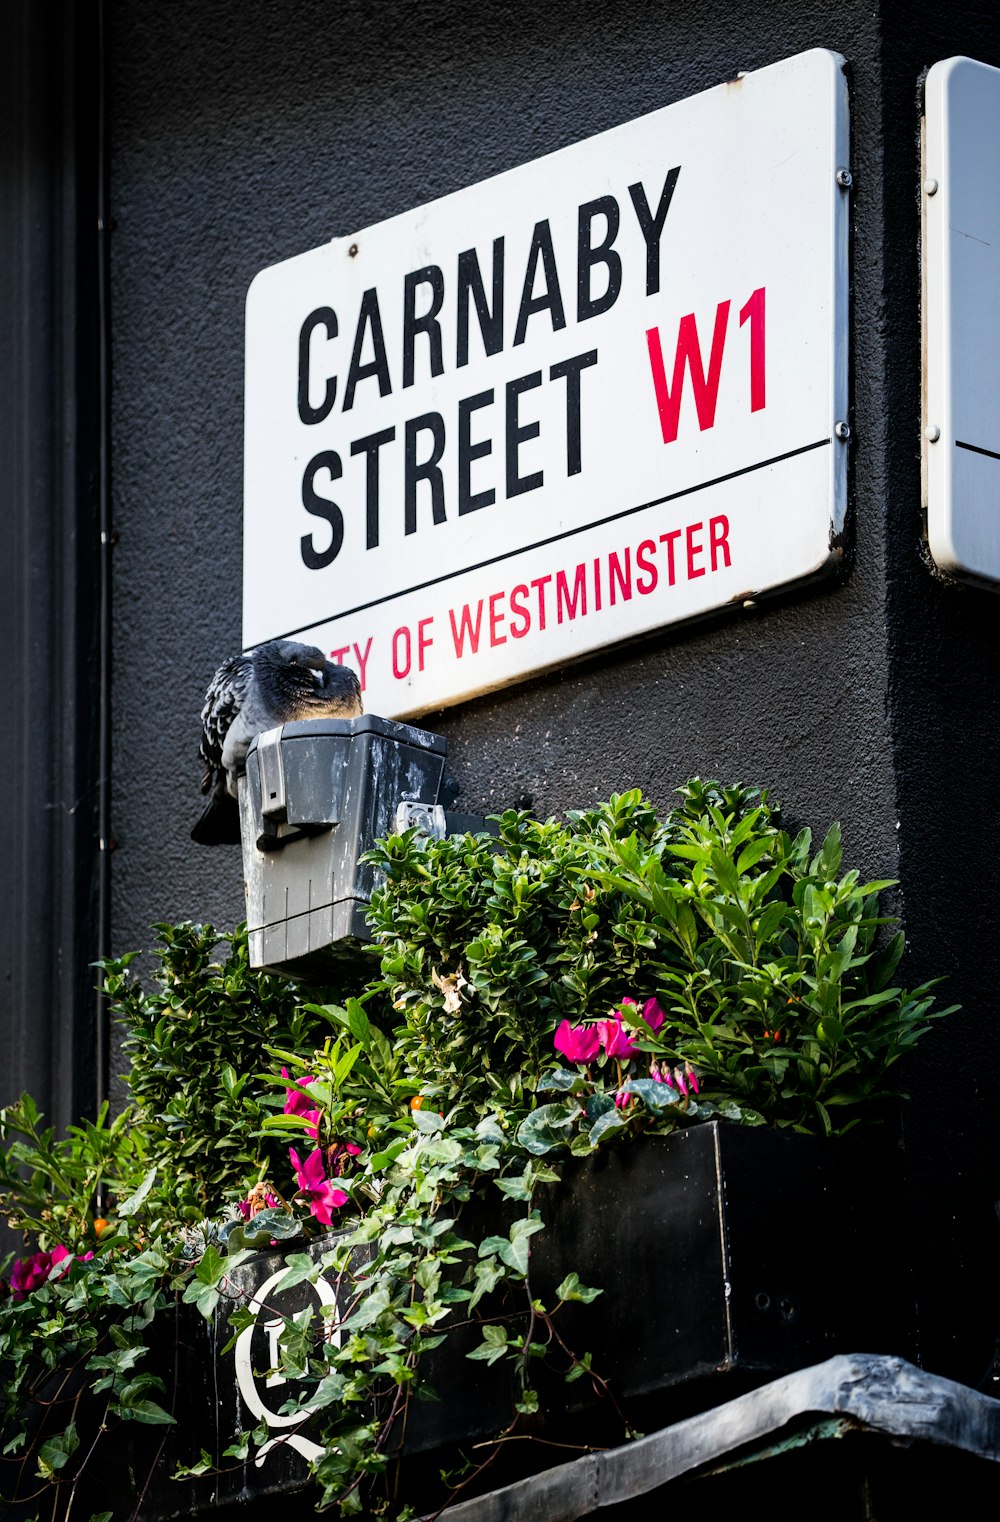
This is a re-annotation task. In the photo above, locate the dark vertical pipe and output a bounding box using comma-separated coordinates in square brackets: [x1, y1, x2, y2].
[0, 0, 103, 1138]
[96, 0, 113, 1119]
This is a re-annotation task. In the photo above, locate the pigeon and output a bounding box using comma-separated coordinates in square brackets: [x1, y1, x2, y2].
[191, 639, 363, 844]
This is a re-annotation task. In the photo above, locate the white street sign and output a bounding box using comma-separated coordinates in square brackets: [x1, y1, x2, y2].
[924, 56, 1000, 587]
[244, 47, 849, 717]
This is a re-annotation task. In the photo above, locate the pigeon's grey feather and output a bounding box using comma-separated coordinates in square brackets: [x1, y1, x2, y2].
[192, 639, 363, 845]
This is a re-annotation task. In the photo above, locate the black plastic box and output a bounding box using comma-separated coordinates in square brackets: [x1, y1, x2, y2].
[238, 714, 447, 979]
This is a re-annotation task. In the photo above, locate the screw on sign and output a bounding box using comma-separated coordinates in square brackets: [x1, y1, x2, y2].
[233, 1266, 342, 1467]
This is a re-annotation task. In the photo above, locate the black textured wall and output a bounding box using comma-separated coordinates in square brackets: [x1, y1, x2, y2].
[107, 1, 1000, 1381]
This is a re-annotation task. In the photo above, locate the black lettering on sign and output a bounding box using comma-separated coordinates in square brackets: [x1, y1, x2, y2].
[628, 166, 681, 296]
[550, 349, 598, 476]
[343, 288, 392, 411]
[577, 198, 621, 321]
[301, 450, 344, 569]
[297, 307, 338, 424]
[456, 239, 505, 368]
[350, 427, 396, 549]
[513, 221, 566, 346]
[405, 413, 447, 534]
[505, 372, 543, 498]
[458, 389, 495, 516]
[403, 266, 445, 388]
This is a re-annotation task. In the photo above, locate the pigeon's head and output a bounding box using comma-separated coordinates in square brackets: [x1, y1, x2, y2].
[256, 639, 363, 717]
[267, 639, 330, 685]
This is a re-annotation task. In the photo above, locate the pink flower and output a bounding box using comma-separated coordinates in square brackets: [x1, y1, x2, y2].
[237, 1191, 280, 1220]
[10, 1245, 81, 1301]
[327, 1141, 363, 1179]
[554, 1020, 601, 1063]
[614, 1089, 631, 1110]
[598, 1017, 639, 1058]
[641, 998, 665, 1032]
[290, 1147, 349, 1228]
[621, 996, 665, 1033]
[282, 1067, 323, 1138]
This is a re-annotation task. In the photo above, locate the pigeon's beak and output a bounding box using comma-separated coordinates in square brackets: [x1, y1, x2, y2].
[311, 667, 326, 689]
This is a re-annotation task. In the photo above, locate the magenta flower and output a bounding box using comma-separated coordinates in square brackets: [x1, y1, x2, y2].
[327, 1140, 363, 1179]
[237, 1191, 280, 1220]
[290, 1147, 349, 1227]
[10, 1245, 74, 1301]
[599, 1017, 639, 1058]
[554, 1019, 601, 1063]
[641, 998, 665, 1032]
[621, 995, 665, 1033]
[282, 1067, 323, 1138]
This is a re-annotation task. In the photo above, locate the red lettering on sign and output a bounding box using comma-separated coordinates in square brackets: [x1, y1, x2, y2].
[417, 617, 434, 669]
[449, 601, 484, 657]
[509, 584, 531, 638]
[659, 528, 681, 586]
[739, 287, 766, 413]
[488, 592, 506, 646]
[646, 299, 731, 444]
[709, 514, 731, 570]
[353, 637, 373, 690]
[609, 549, 631, 604]
[530, 574, 552, 631]
[686, 521, 705, 579]
[556, 564, 587, 623]
[636, 539, 658, 594]
[392, 625, 411, 678]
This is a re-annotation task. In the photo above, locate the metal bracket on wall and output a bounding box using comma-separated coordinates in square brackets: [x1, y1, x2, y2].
[394, 801, 498, 840]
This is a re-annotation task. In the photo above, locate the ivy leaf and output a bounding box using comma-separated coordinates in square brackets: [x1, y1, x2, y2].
[173, 1451, 213, 1479]
[114, 1397, 176, 1426]
[468, 1258, 505, 1309]
[555, 1271, 603, 1304]
[467, 1324, 508, 1364]
[499, 1214, 545, 1275]
[36, 1423, 79, 1480]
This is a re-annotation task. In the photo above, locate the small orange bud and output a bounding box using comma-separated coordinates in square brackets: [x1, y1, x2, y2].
[93, 1218, 109, 1236]
[410, 1095, 424, 1111]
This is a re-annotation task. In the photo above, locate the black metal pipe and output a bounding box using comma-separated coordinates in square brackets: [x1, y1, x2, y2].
[95, 0, 113, 1120]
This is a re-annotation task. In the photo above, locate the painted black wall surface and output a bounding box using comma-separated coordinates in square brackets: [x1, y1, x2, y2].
[104, 0, 1000, 1385]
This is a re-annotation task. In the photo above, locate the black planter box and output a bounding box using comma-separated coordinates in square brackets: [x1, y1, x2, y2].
[59, 1123, 908, 1520]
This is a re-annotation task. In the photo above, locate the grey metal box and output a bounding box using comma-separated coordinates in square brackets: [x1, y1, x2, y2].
[238, 714, 447, 979]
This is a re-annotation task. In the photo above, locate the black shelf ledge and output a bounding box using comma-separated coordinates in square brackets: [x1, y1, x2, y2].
[423, 1353, 1000, 1522]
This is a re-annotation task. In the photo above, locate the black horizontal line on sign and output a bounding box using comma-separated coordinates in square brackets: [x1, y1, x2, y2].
[259, 436, 833, 643]
[956, 439, 1000, 463]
